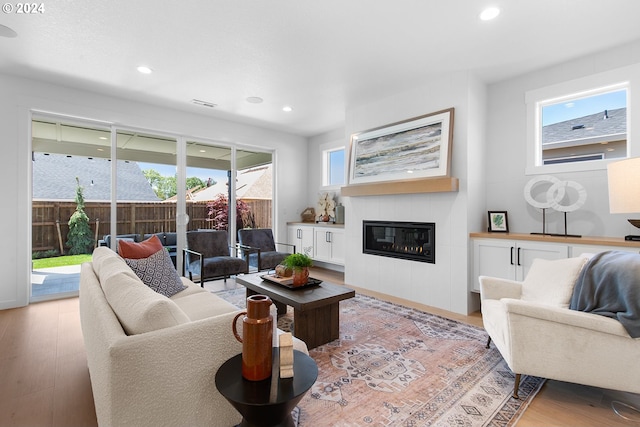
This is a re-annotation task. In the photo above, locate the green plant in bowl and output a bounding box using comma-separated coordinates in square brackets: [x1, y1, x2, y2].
[282, 253, 313, 286]
[282, 253, 313, 269]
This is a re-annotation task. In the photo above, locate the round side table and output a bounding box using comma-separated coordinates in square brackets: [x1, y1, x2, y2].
[215, 348, 318, 427]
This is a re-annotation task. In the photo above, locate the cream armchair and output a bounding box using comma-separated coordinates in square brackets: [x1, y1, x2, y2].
[479, 255, 640, 399]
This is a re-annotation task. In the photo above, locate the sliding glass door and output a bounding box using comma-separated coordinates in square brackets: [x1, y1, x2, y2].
[185, 140, 232, 234]
[235, 148, 274, 230]
[115, 129, 178, 238]
[30, 114, 275, 301]
[184, 143, 274, 237]
[31, 118, 112, 301]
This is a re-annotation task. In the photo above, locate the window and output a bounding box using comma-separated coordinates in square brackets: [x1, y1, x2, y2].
[540, 87, 627, 165]
[525, 65, 637, 175]
[322, 147, 345, 187]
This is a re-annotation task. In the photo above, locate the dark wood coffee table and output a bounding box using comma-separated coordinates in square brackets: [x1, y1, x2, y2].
[215, 349, 318, 427]
[236, 273, 355, 349]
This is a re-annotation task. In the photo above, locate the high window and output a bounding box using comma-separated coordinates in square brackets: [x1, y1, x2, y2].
[540, 86, 627, 165]
[525, 65, 637, 175]
[322, 147, 345, 187]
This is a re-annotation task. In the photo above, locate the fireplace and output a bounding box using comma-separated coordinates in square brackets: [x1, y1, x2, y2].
[363, 221, 435, 263]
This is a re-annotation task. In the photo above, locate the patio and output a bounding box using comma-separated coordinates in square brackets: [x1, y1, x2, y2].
[31, 265, 81, 298]
[30, 262, 244, 299]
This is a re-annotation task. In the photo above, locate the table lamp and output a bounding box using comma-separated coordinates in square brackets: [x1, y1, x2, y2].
[607, 157, 640, 241]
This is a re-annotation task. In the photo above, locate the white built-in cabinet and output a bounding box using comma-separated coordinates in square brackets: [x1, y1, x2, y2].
[313, 228, 345, 265]
[287, 224, 315, 257]
[287, 223, 345, 266]
[470, 233, 640, 292]
[472, 239, 567, 291]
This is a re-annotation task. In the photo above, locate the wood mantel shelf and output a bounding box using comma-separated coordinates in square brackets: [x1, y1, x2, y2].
[341, 177, 459, 197]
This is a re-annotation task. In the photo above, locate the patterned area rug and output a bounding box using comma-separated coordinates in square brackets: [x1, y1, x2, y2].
[216, 289, 544, 427]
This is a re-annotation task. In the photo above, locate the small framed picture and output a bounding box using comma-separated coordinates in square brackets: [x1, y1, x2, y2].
[488, 211, 509, 233]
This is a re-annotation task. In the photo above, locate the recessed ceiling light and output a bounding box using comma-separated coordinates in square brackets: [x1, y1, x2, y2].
[137, 65, 153, 74]
[282, 106, 293, 112]
[479, 7, 500, 21]
[99, 136, 107, 140]
[199, 149, 206, 153]
[246, 96, 264, 104]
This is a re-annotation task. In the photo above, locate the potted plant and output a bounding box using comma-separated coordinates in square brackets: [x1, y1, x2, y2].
[281, 253, 313, 286]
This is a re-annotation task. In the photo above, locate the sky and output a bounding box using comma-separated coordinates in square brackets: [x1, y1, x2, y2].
[542, 89, 626, 126]
[329, 149, 345, 185]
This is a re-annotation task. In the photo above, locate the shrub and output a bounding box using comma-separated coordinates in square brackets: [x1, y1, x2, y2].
[206, 194, 255, 231]
[67, 177, 94, 255]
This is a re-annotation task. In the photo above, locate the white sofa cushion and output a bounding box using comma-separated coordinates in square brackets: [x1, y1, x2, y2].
[172, 291, 239, 321]
[521, 256, 588, 308]
[92, 247, 190, 335]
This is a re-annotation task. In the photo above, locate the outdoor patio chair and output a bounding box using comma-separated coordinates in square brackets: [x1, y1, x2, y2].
[144, 232, 178, 266]
[102, 234, 141, 251]
[183, 230, 247, 286]
[237, 228, 295, 272]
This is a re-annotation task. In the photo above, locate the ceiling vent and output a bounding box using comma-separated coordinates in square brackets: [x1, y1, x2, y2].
[191, 99, 217, 108]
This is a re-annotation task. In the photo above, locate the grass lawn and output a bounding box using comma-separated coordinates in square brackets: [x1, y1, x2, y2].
[33, 254, 93, 269]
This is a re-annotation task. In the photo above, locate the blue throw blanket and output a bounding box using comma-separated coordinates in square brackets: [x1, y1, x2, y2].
[569, 251, 640, 338]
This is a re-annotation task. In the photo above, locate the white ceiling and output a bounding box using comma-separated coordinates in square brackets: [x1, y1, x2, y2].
[1, 1, 640, 137]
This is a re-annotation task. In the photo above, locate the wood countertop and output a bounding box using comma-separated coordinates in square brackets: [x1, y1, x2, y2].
[470, 232, 640, 248]
[287, 222, 344, 228]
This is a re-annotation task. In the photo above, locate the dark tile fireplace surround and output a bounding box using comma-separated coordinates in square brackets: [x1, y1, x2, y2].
[363, 220, 435, 263]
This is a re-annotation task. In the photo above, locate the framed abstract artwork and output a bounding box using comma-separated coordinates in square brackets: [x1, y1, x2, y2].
[348, 108, 454, 185]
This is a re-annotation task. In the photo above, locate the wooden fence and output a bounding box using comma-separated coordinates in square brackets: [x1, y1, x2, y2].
[32, 200, 272, 253]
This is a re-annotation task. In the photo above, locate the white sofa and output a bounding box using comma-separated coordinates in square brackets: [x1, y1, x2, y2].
[480, 254, 640, 399]
[80, 247, 307, 427]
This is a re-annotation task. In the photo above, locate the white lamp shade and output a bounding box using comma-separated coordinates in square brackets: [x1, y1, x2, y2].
[607, 157, 640, 214]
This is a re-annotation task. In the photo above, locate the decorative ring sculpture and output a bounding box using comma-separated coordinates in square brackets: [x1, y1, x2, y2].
[523, 175, 565, 209]
[524, 175, 587, 212]
[546, 180, 587, 212]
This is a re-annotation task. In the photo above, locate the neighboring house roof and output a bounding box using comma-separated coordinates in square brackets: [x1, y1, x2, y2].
[32, 152, 159, 201]
[191, 164, 272, 201]
[542, 107, 626, 147]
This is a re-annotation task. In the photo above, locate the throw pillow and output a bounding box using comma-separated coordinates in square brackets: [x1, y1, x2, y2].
[118, 234, 164, 259]
[125, 248, 186, 297]
[521, 256, 589, 308]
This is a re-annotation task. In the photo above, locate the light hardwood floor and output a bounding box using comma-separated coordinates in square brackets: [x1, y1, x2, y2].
[1, 268, 639, 426]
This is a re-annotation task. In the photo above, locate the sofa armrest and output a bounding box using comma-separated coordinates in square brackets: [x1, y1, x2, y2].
[106, 311, 243, 427]
[502, 298, 631, 338]
[479, 276, 522, 301]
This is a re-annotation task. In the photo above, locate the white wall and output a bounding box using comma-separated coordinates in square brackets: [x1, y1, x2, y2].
[306, 127, 346, 209]
[340, 71, 486, 315]
[485, 39, 640, 237]
[0, 73, 308, 309]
